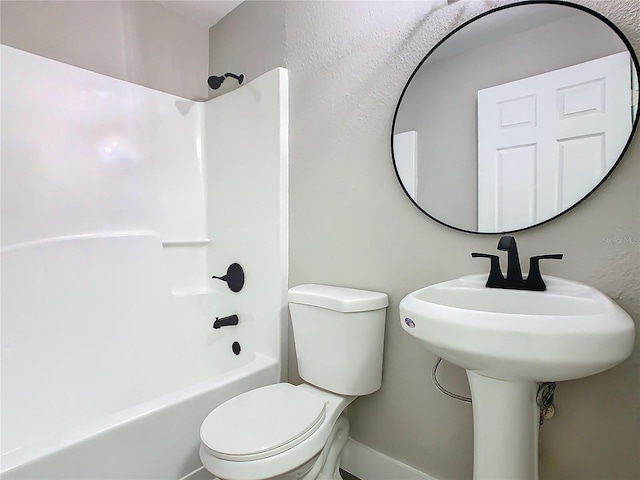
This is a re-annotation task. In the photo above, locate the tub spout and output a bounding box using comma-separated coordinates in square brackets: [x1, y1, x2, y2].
[213, 314, 239, 329]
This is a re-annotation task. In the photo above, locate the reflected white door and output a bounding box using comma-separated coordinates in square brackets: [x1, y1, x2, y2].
[394, 131, 418, 201]
[477, 51, 632, 231]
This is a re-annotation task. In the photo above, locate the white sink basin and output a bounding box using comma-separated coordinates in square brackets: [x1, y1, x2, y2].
[400, 274, 635, 381]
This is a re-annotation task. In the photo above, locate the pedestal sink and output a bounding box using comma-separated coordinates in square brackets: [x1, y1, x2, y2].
[400, 274, 635, 480]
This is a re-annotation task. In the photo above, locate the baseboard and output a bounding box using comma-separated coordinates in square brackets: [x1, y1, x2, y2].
[341, 438, 439, 480]
[181, 439, 437, 480]
[179, 466, 214, 480]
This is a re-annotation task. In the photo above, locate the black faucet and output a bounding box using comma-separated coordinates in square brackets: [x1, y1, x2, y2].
[497, 235, 523, 285]
[213, 314, 239, 329]
[472, 236, 563, 291]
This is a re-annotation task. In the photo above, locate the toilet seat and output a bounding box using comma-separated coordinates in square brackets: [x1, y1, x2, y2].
[200, 383, 326, 461]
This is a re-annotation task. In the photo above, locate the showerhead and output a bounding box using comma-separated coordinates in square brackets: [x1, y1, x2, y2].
[208, 72, 244, 90]
[208, 76, 225, 89]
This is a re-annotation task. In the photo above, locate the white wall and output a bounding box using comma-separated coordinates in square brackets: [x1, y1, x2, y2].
[209, 2, 640, 479]
[0, 0, 209, 101]
[0, 46, 288, 464]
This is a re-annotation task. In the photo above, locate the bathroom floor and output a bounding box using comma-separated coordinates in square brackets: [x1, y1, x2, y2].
[193, 467, 360, 480]
[340, 469, 361, 480]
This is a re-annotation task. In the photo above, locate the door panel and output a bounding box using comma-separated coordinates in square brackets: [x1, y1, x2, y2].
[478, 51, 632, 231]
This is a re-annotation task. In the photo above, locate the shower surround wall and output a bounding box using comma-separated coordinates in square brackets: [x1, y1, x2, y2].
[209, 1, 640, 480]
[0, 45, 288, 475]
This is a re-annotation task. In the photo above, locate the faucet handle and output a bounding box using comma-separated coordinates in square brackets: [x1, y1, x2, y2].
[471, 252, 505, 288]
[212, 263, 245, 292]
[525, 254, 564, 291]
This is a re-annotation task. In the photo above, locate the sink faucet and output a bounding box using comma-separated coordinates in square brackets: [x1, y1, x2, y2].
[497, 235, 523, 285]
[472, 236, 563, 291]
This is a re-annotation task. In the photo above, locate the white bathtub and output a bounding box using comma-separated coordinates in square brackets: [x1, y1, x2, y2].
[1, 353, 280, 480]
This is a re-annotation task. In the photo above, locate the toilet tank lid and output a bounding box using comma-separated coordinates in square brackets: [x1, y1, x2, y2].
[288, 284, 388, 312]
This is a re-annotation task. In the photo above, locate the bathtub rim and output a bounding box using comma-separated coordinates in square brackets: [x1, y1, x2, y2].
[1, 352, 279, 475]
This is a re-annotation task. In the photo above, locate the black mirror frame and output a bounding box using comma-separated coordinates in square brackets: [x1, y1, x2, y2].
[391, 0, 640, 235]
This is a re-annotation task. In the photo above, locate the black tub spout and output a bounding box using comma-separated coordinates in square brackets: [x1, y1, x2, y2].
[213, 314, 239, 329]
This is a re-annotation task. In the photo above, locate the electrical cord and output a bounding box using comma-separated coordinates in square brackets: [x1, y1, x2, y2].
[432, 357, 472, 403]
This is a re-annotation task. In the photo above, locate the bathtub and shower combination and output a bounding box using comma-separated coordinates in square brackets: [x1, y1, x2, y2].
[0, 46, 289, 479]
[2, 344, 279, 479]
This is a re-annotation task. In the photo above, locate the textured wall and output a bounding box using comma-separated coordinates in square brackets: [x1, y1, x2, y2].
[0, 1, 209, 100]
[210, 1, 640, 479]
[208, 1, 286, 99]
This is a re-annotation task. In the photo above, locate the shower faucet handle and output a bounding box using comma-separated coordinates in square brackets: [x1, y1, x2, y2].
[212, 263, 245, 292]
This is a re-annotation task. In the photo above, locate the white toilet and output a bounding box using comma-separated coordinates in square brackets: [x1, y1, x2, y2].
[199, 284, 388, 480]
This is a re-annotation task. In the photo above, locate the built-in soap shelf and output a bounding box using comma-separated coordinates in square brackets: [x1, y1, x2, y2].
[161, 238, 212, 297]
[162, 239, 211, 248]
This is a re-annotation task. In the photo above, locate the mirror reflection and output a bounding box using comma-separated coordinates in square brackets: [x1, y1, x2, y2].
[393, 2, 639, 233]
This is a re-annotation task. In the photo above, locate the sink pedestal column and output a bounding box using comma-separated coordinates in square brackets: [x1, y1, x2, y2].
[467, 372, 539, 480]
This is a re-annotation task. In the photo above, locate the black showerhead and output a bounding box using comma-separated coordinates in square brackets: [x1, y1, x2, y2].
[208, 76, 225, 89]
[208, 72, 244, 90]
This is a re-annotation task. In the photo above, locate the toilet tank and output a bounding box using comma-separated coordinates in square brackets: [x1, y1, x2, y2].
[288, 284, 388, 396]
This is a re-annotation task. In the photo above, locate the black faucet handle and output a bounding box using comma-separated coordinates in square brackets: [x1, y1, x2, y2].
[531, 254, 563, 261]
[525, 254, 564, 291]
[471, 252, 505, 287]
[212, 263, 245, 292]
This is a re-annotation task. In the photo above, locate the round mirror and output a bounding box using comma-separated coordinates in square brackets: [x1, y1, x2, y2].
[392, 1, 639, 234]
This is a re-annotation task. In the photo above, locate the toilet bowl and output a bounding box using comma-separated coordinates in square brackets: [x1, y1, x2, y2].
[199, 284, 388, 480]
[200, 384, 354, 480]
